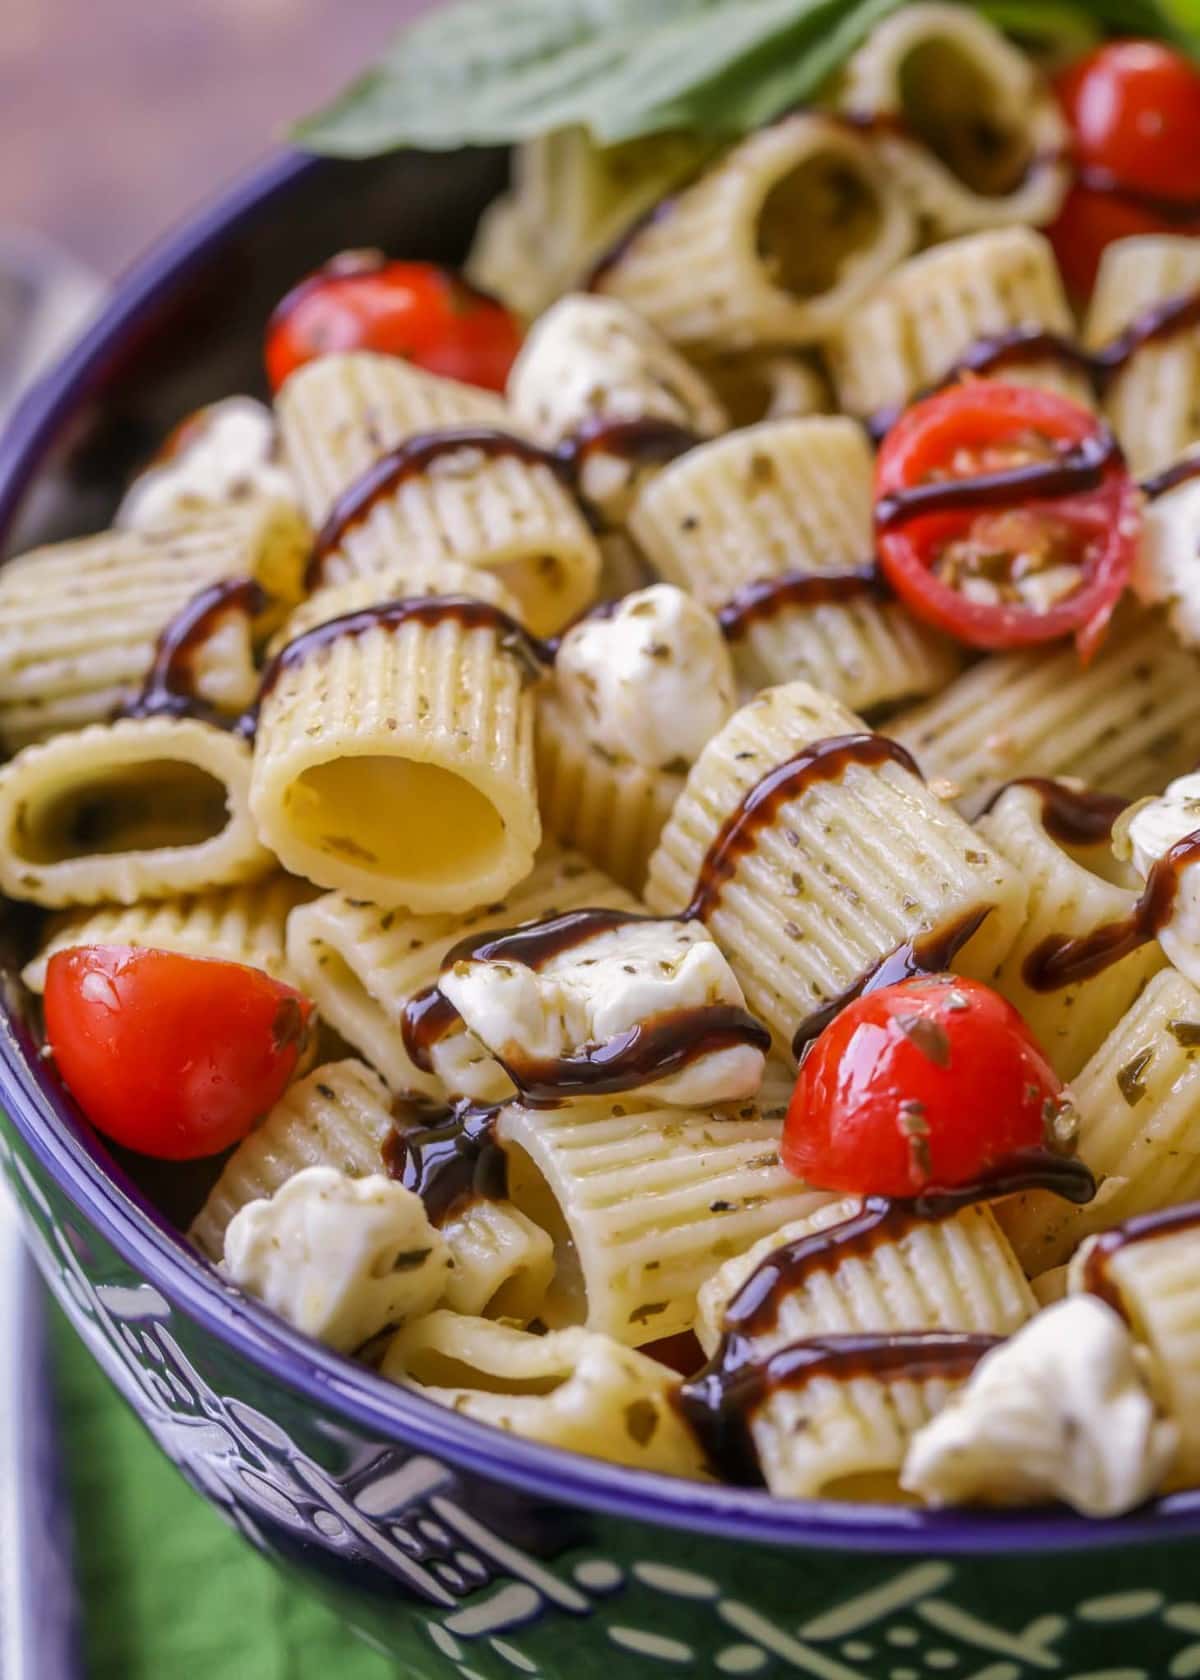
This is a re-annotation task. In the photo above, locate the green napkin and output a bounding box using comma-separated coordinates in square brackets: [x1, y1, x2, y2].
[50, 1305, 400, 1679]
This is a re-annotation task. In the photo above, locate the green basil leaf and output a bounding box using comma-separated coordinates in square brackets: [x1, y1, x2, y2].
[292, 0, 1200, 158]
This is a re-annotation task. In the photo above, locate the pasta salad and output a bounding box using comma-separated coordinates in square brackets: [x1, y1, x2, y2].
[10, 3, 1200, 1515]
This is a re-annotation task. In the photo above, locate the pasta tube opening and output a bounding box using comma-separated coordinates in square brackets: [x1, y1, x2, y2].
[757, 151, 884, 301]
[18, 760, 229, 864]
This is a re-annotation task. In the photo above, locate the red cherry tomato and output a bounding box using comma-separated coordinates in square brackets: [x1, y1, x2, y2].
[783, 977, 1068, 1198]
[44, 946, 314, 1160]
[265, 252, 523, 394]
[874, 382, 1138, 662]
[1049, 41, 1200, 298]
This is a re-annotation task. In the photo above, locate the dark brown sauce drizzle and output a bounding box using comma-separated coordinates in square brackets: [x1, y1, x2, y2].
[684, 734, 921, 924]
[874, 430, 1122, 530]
[677, 1150, 1094, 1484]
[123, 578, 265, 725]
[867, 288, 1200, 442]
[678, 1331, 1002, 1486]
[790, 908, 990, 1058]
[1079, 1199, 1200, 1316]
[1024, 828, 1200, 991]
[382, 1096, 507, 1226]
[584, 197, 681, 292]
[304, 417, 699, 589]
[401, 906, 769, 1106]
[717, 565, 889, 638]
[1141, 453, 1200, 502]
[981, 777, 1128, 848]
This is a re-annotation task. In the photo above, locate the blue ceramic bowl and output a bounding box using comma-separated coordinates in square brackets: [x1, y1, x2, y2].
[4, 148, 1200, 1680]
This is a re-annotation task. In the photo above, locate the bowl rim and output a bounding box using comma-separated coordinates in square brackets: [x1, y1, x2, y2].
[3, 143, 1200, 1557]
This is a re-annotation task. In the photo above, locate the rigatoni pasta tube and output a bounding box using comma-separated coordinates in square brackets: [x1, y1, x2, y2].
[275, 352, 600, 634]
[695, 1198, 1035, 1499]
[891, 611, 1200, 815]
[248, 567, 540, 911]
[693, 350, 828, 429]
[1085, 236, 1200, 476]
[644, 683, 1026, 1058]
[1070, 1224, 1200, 1486]
[593, 114, 914, 351]
[499, 1088, 834, 1346]
[439, 1200, 555, 1323]
[838, 4, 1069, 237]
[190, 1058, 396, 1259]
[999, 969, 1200, 1274]
[382, 1313, 711, 1478]
[0, 505, 303, 751]
[0, 716, 271, 908]
[828, 227, 1089, 421]
[22, 876, 312, 993]
[975, 781, 1165, 1079]
[285, 846, 639, 1098]
[629, 417, 960, 714]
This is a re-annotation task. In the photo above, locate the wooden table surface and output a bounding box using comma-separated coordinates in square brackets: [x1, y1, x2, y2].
[1, 0, 436, 277]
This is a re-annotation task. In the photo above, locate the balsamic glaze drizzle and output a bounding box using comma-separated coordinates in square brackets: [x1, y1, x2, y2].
[1024, 828, 1200, 992]
[382, 1096, 507, 1226]
[123, 578, 265, 725]
[874, 430, 1122, 530]
[717, 566, 888, 638]
[1141, 453, 1200, 502]
[1080, 1199, 1200, 1317]
[981, 777, 1128, 849]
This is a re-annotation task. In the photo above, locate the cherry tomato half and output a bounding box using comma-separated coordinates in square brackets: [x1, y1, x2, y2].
[874, 382, 1138, 661]
[783, 977, 1071, 1198]
[265, 252, 523, 394]
[44, 946, 314, 1160]
[1049, 41, 1200, 298]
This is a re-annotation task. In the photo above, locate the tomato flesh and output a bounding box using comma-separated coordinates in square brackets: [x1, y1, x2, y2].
[265, 254, 523, 394]
[874, 383, 1137, 660]
[44, 946, 314, 1160]
[783, 977, 1071, 1198]
[1049, 42, 1200, 298]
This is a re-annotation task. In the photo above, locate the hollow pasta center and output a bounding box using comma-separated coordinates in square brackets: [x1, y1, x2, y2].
[757, 154, 883, 299]
[283, 755, 506, 885]
[16, 760, 228, 862]
[898, 39, 1032, 197]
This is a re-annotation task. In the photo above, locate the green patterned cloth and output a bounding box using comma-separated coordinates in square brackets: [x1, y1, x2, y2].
[50, 1306, 400, 1679]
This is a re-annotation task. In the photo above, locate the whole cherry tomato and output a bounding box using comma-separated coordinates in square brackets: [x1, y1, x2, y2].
[874, 382, 1138, 661]
[265, 252, 522, 393]
[1049, 41, 1200, 298]
[44, 946, 314, 1160]
[783, 976, 1072, 1197]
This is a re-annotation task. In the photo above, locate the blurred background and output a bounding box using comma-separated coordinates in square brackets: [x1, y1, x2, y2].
[2, 0, 433, 275]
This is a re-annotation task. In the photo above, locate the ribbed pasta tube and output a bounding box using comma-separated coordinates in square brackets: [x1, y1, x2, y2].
[382, 1312, 711, 1477]
[249, 567, 540, 911]
[535, 692, 682, 894]
[1069, 1225, 1200, 1485]
[593, 114, 914, 351]
[285, 846, 639, 1098]
[22, 875, 312, 992]
[695, 1197, 1035, 1499]
[628, 417, 960, 714]
[892, 611, 1200, 815]
[0, 505, 301, 751]
[838, 4, 1069, 236]
[644, 683, 1026, 1057]
[275, 352, 600, 635]
[975, 781, 1165, 1079]
[0, 716, 271, 908]
[440, 1200, 555, 1322]
[467, 126, 714, 314]
[999, 969, 1200, 1274]
[499, 1090, 835, 1346]
[1085, 236, 1200, 477]
[190, 1058, 395, 1259]
[694, 350, 829, 428]
[828, 227, 1089, 421]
